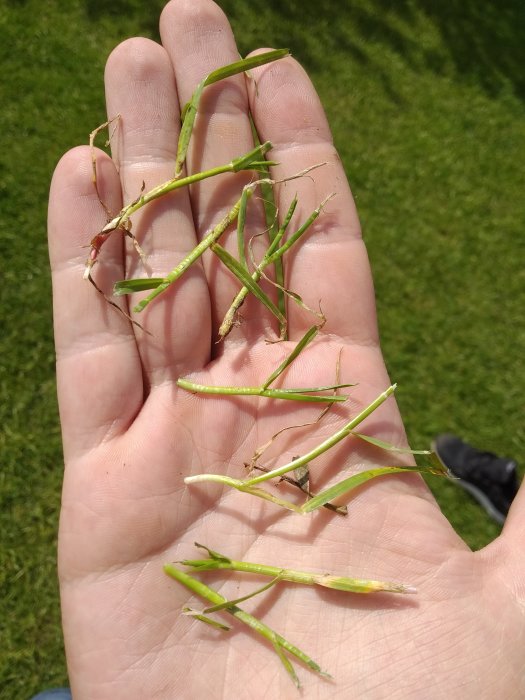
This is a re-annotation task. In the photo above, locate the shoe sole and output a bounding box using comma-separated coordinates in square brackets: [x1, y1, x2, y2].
[431, 441, 506, 526]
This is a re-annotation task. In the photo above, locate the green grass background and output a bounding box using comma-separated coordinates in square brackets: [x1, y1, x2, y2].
[1, 0, 524, 696]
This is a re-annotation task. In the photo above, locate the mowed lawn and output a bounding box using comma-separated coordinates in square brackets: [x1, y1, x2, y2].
[1, 0, 523, 696]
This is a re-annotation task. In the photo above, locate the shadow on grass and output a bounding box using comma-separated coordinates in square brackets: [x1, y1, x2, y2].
[374, 0, 525, 99]
[85, 0, 166, 40]
[216, 0, 525, 101]
[81, 0, 524, 100]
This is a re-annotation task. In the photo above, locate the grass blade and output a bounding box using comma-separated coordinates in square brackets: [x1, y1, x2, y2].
[113, 277, 163, 295]
[262, 325, 319, 389]
[133, 194, 246, 312]
[272, 640, 301, 689]
[163, 563, 328, 685]
[351, 432, 432, 455]
[236, 184, 251, 269]
[199, 576, 282, 614]
[269, 384, 354, 394]
[175, 50, 289, 176]
[266, 194, 335, 265]
[211, 242, 287, 338]
[244, 385, 397, 486]
[203, 49, 290, 86]
[183, 473, 304, 513]
[181, 544, 417, 595]
[300, 463, 448, 513]
[94, 145, 272, 260]
[176, 378, 348, 403]
[218, 195, 299, 339]
[249, 114, 287, 333]
[181, 607, 231, 631]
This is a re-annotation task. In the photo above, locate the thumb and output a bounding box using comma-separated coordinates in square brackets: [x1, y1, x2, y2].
[496, 476, 525, 585]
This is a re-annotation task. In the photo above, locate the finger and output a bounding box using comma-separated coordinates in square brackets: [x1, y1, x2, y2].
[247, 52, 380, 345]
[160, 0, 275, 344]
[48, 147, 142, 461]
[104, 37, 211, 385]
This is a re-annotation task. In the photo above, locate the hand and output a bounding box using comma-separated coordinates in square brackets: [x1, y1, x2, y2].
[48, 0, 525, 697]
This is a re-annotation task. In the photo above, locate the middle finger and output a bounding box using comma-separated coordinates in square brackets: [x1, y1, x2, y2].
[160, 0, 275, 346]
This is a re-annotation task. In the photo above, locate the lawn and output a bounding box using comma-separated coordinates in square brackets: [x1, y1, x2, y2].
[1, 0, 524, 696]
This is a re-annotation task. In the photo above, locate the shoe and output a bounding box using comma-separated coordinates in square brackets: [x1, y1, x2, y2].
[432, 433, 519, 525]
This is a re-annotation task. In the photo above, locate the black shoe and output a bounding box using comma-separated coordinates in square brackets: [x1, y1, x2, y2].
[432, 433, 519, 525]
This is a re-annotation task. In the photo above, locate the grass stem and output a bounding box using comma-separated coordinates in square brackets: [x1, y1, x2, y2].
[244, 385, 397, 485]
[182, 543, 417, 595]
[163, 563, 328, 688]
[176, 377, 350, 403]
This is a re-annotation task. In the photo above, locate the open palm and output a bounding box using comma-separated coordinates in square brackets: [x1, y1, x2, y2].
[48, 1, 525, 697]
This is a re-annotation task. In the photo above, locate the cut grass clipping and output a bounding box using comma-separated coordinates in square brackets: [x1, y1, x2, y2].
[87, 50, 450, 688]
[164, 543, 417, 689]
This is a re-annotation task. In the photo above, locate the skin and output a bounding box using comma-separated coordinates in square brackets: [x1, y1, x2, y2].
[47, 1, 525, 697]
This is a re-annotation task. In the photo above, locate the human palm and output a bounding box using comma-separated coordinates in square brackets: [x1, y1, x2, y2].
[48, 1, 524, 697]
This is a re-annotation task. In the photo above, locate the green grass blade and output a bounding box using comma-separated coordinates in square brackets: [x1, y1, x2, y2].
[113, 277, 164, 295]
[164, 563, 327, 683]
[203, 49, 290, 86]
[181, 545, 417, 595]
[200, 576, 282, 614]
[266, 194, 334, 265]
[263, 325, 319, 389]
[175, 81, 206, 177]
[271, 195, 298, 253]
[236, 185, 250, 269]
[218, 196, 299, 339]
[194, 543, 229, 561]
[133, 195, 244, 313]
[272, 640, 301, 689]
[259, 275, 326, 324]
[211, 243, 287, 338]
[100, 151, 262, 238]
[301, 464, 447, 513]
[351, 432, 432, 455]
[182, 607, 231, 631]
[201, 454, 447, 515]
[244, 385, 397, 486]
[183, 474, 304, 513]
[275, 384, 354, 394]
[250, 130, 278, 243]
[230, 142, 274, 172]
[260, 391, 345, 403]
[175, 50, 288, 176]
[176, 378, 347, 402]
[249, 114, 287, 334]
